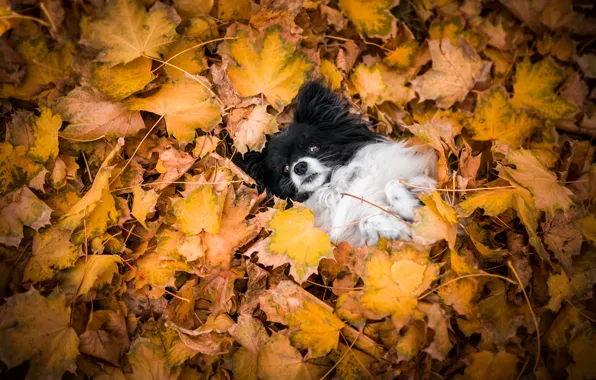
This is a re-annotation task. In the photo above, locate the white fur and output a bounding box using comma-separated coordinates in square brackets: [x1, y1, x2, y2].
[304, 141, 437, 246]
[290, 157, 331, 193]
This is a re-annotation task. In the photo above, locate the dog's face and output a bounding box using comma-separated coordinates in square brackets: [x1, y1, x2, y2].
[236, 82, 378, 200]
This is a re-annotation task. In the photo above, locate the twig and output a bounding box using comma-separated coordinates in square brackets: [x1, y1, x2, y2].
[508, 261, 540, 373]
[151, 36, 237, 73]
[0, 13, 51, 27]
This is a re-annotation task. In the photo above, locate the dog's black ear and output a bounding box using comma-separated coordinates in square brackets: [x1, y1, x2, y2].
[233, 150, 267, 192]
[294, 81, 356, 126]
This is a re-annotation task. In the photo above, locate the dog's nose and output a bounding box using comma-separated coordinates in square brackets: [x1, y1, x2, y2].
[294, 161, 308, 175]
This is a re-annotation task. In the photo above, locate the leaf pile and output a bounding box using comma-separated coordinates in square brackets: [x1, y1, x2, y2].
[1, 0, 596, 379]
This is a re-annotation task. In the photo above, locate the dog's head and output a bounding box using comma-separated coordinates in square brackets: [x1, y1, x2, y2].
[236, 81, 378, 200]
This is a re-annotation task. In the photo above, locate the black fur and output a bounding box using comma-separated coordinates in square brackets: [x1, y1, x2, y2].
[235, 81, 378, 200]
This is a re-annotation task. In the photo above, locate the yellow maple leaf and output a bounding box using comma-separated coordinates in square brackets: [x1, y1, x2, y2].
[253, 206, 333, 283]
[172, 185, 222, 235]
[351, 63, 415, 107]
[501, 149, 573, 214]
[464, 351, 518, 380]
[56, 87, 145, 141]
[23, 225, 80, 282]
[411, 39, 491, 109]
[135, 251, 191, 289]
[126, 338, 180, 380]
[0, 143, 43, 196]
[412, 192, 457, 250]
[319, 59, 343, 89]
[127, 79, 222, 145]
[257, 334, 322, 380]
[132, 187, 159, 230]
[468, 86, 541, 148]
[27, 107, 62, 163]
[82, 0, 181, 66]
[579, 214, 596, 244]
[163, 39, 208, 81]
[511, 58, 576, 119]
[384, 42, 418, 70]
[229, 105, 279, 155]
[59, 255, 122, 297]
[0, 289, 79, 379]
[357, 245, 440, 331]
[217, 0, 251, 21]
[201, 185, 262, 268]
[259, 281, 345, 358]
[72, 188, 119, 244]
[546, 272, 571, 312]
[0, 36, 73, 101]
[192, 135, 220, 158]
[0, 187, 52, 247]
[90, 57, 155, 100]
[338, 0, 399, 39]
[224, 26, 312, 110]
[60, 139, 124, 229]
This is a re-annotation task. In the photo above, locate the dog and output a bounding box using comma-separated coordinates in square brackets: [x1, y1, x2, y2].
[236, 81, 437, 246]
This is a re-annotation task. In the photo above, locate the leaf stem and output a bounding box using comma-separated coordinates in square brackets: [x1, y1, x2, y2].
[418, 272, 517, 300]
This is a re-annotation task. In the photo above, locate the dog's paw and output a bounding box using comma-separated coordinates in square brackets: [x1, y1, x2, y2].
[385, 180, 421, 222]
[360, 213, 411, 245]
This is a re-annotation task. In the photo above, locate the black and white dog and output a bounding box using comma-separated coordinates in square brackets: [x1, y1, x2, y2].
[237, 82, 437, 246]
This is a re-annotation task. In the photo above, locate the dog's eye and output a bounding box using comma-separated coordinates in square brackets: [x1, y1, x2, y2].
[309, 145, 320, 153]
[282, 164, 289, 175]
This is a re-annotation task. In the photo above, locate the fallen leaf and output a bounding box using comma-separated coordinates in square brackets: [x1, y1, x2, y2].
[228, 105, 279, 155]
[337, 0, 399, 39]
[468, 87, 541, 148]
[351, 63, 415, 107]
[0, 187, 52, 247]
[79, 310, 129, 365]
[127, 79, 222, 145]
[464, 350, 518, 380]
[0, 289, 79, 379]
[412, 192, 457, 250]
[82, 0, 181, 66]
[259, 281, 345, 358]
[251, 206, 333, 283]
[511, 58, 576, 119]
[172, 185, 221, 235]
[223, 26, 312, 110]
[56, 87, 145, 141]
[257, 334, 316, 380]
[0, 143, 43, 196]
[411, 39, 491, 108]
[126, 338, 180, 380]
[132, 187, 159, 229]
[59, 255, 122, 297]
[89, 57, 155, 100]
[23, 225, 80, 282]
[546, 272, 571, 312]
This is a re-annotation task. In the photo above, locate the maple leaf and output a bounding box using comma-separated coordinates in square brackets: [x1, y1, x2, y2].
[337, 0, 398, 39]
[411, 39, 491, 109]
[132, 187, 159, 230]
[59, 255, 122, 297]
[172, 185, 222, 235]
[201, 185, 263, 268]
[126, 338, 180, 380]
[56, 87, 145, 141]
[319, 59, 343, 89]
[82, 0, 181, 66]
[546, 272, 571, 312]
[23, 225, 80, 282]
[193, 135, 220, 158]
[351, 63, 415, 107]
[501, 149, 573, 214]
[167, 314, 234, 356]
[250, 206, 333, 283]
[60, 138, 124, 229]
[72, 188, 119, 243]
[510, 58, 576, 120]
[468, 87, 541, 148]
[412, 192, 457, 250]
[0, 143, 43, 196]
[89, 57, 155, 100]
[464, 351, 518, 380]
[134, 251, 191, 291]
[257, 334, 324, 380]
[419, 302, 453, 361]
[0, 36, 73, 101]
[228, 105, 279, 155]
[230, 315, 269, 380]
[163, 39, 208, 81]
[354, 245, 440, 331]
[223, 26, 312, 110]
[151, 146, 197, 191]
[0, 289, 79, 379]
[259, 281, 345, 358]
[579, 214, 596, 244]
[0, 187, 52, 247]
[127, 79, 222, 145]
[26, 107, 62, 163]
[79, 310, 129, 365]
[384, 42, 418, 70]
